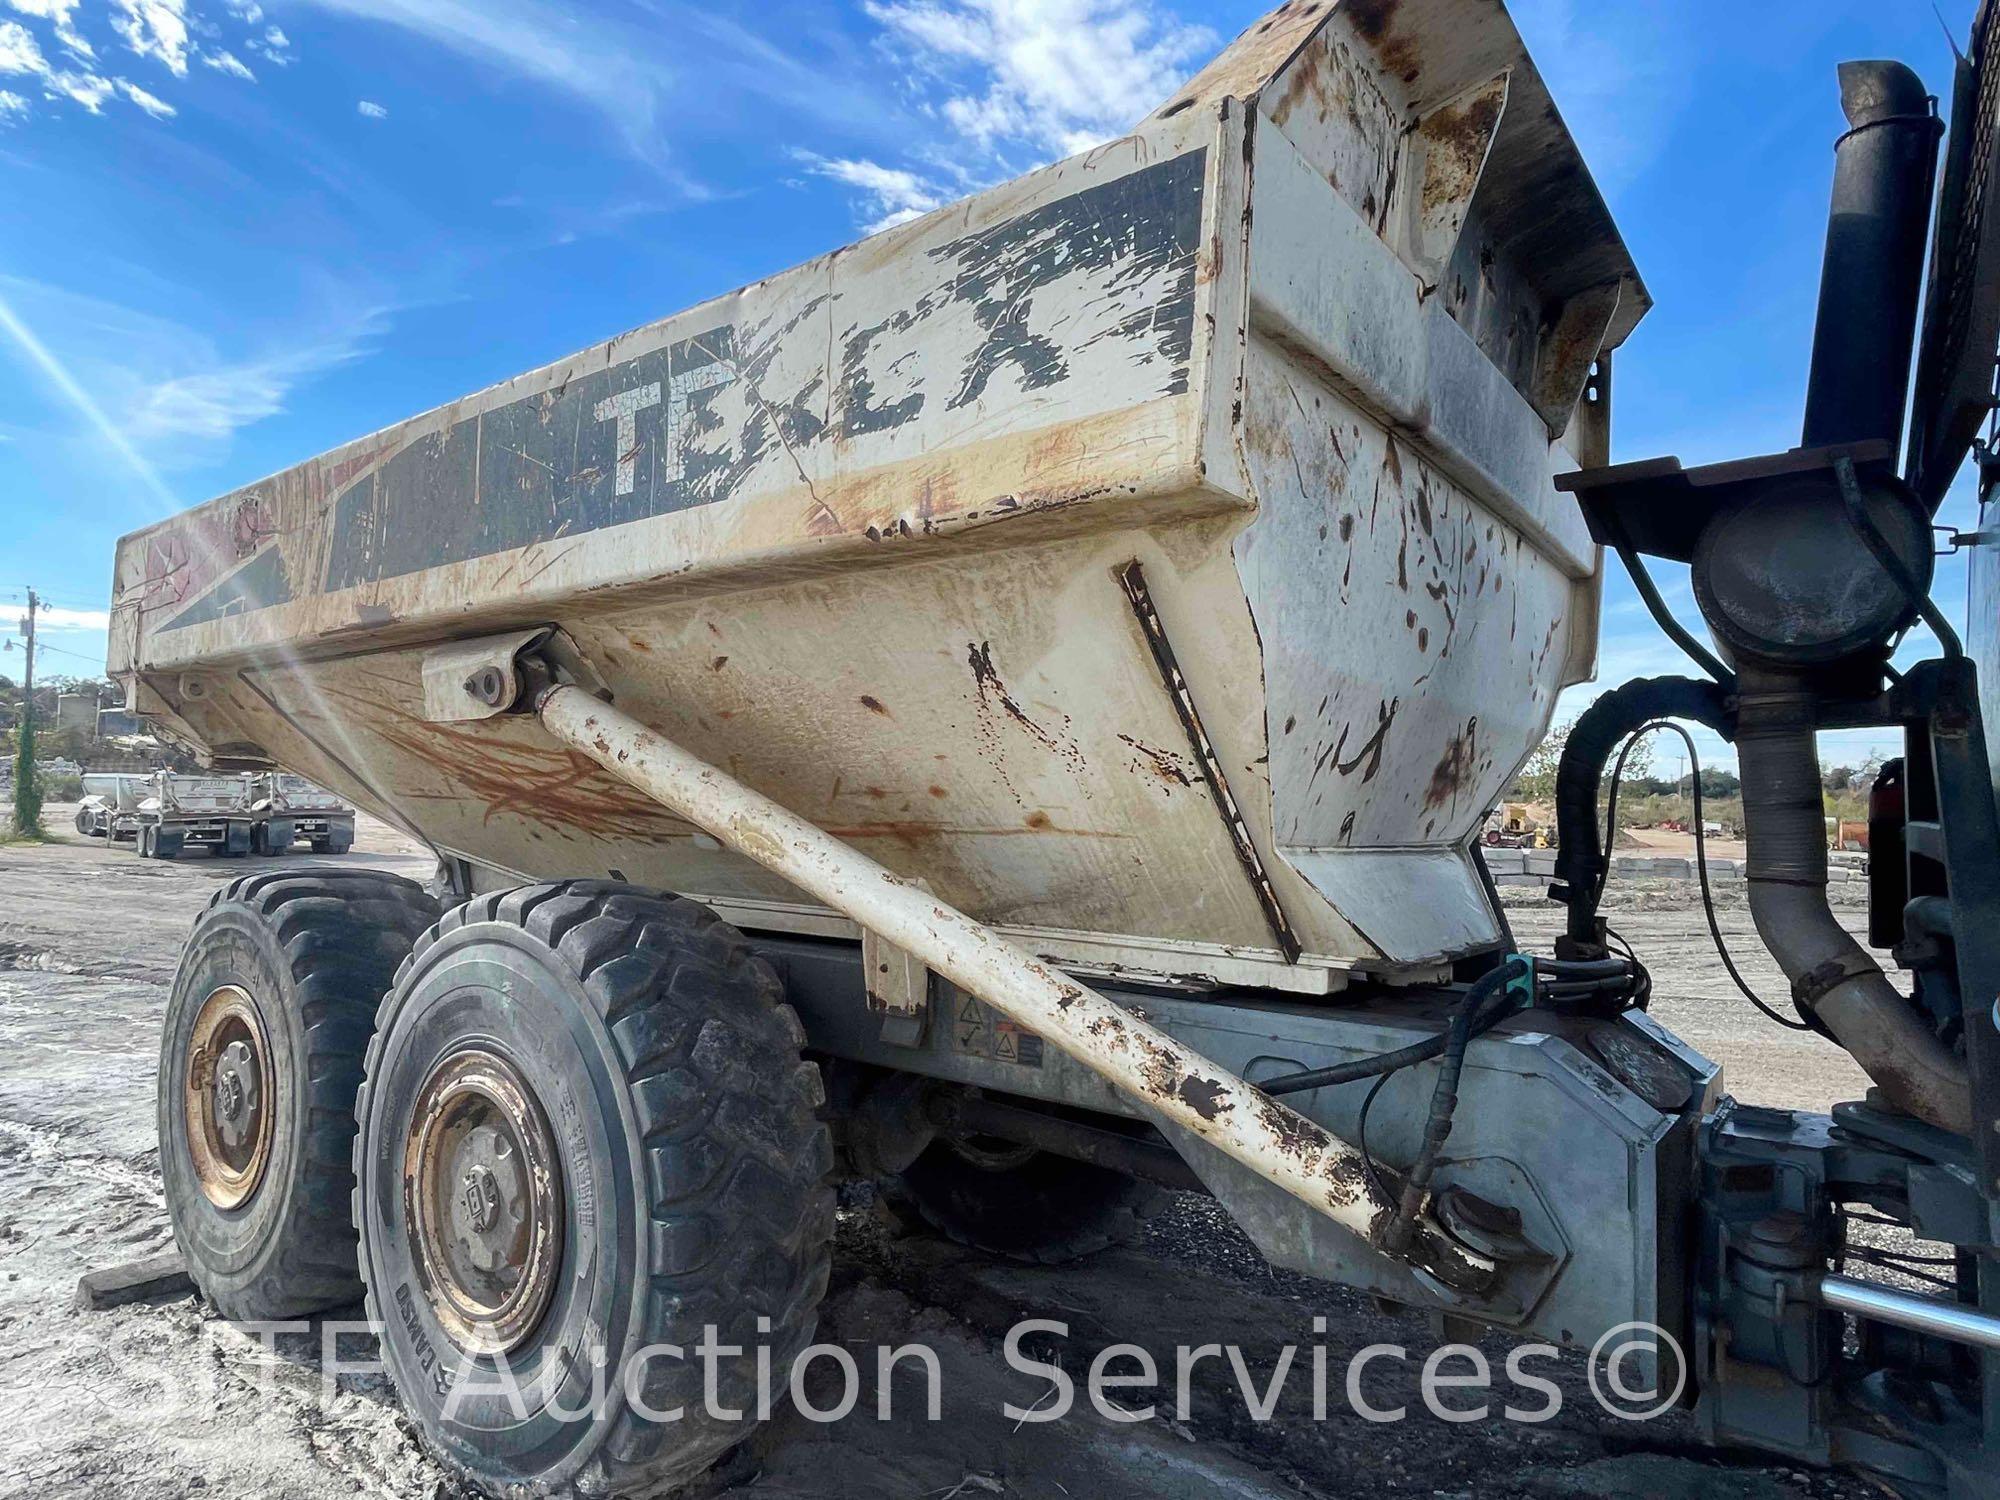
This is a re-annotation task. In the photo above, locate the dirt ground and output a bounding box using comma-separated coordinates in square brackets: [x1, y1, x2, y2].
[1614, 827, 1750, 862]
[0, 809, 1882, 1500]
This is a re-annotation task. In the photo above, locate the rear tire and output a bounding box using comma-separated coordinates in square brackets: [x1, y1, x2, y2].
[889, 1139, 1164, 1263]
[354, 882, 834, 1498]
[159, 870, 439, 1320]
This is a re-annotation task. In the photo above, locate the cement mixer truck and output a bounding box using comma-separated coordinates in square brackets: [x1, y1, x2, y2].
[107, 2, 2000, 1495]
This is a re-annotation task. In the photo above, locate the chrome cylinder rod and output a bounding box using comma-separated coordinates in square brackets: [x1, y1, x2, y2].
[1812, 1273, 2000, 1352]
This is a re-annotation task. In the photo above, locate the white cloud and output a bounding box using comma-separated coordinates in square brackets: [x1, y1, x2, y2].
[6, 0, 90, 59]
[0, 18, 119, 112]
[356, 97, 386, 118]
[47, 66, 112, 108]
[294, 0, 671, 153]
[287, 0, 871, 191]
[36, 606, 110, 630]
[3, 0, 280, 121]
[125, 327, 380, 443]
[253, 21, 288, 59]
[200, 46, 252, 79]
[117, 75, 172, 115]
[802, 0, 1206, 229]
[0, 85, 24, 116]
[865, 0, 1211, 158]
[0, 17, 44, 72]
[111, 0, 192, 76]
[0, 273, 390, 476]
[801, 153, 944, 234]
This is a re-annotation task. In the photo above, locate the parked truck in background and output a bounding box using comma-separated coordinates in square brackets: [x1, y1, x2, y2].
[100, 2, 2000, 1495]
[248, 773, 355, 855]
[73, 771, 146, 839]
[129, 771, 256, 860]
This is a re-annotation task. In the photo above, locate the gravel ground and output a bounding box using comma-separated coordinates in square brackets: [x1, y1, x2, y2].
[0, 812, 1893, 1499]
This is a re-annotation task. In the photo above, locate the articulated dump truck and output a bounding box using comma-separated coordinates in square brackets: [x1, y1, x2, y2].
[106, 1, 2000, 1494]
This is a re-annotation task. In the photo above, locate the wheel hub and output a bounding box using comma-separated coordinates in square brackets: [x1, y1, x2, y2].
[404, 1048, 563, 1356]
[213, 1040, 260, 1147]
[184, 985, 275, 1210]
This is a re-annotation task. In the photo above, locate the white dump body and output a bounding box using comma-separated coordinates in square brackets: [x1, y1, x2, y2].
[80, 772, 147, 814]
[267, 773, 348, 812]
[149, 774, 253, 816]
[109, 0, 1644, 992]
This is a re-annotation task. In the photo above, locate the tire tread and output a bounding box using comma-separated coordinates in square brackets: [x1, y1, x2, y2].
[354, 881, 833, 1499]
[167, 867, 439, 1320]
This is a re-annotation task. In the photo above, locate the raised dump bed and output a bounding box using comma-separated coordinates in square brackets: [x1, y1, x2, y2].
[110, 0, 1642, 995]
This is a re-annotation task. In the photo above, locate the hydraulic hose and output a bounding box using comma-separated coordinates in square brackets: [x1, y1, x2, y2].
[1379, 959, 1525, 1254]
[1554, 676, 1736, 944]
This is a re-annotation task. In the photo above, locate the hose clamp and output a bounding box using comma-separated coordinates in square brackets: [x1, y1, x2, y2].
[1791, 952, 1880, 1011]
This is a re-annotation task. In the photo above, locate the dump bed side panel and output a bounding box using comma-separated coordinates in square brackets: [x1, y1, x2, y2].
[104, 0, 1645, 981]
[112, 112, 1226, 675]
[1215, 0, 1629, 962]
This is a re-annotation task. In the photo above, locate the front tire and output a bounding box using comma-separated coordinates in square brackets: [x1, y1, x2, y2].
[354, 882, 834, 1498]
[159, 870, 440, 1320]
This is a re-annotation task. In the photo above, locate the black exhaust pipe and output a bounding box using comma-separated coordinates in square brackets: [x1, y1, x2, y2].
[1801, 61, 1940, 451]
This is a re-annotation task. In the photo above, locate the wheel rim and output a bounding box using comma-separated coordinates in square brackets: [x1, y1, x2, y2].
[404, 1047, 564, 1356]
[184, 985, 276, 1210]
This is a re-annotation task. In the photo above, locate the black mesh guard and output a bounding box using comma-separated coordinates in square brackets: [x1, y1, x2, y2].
[1908, 0, 2000, 509]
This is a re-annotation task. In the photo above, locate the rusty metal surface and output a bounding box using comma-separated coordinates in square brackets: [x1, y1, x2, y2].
[1117, 560, 1301, 962]
[109, 0, 1644, 986]
[534, 680, 1506, 1284]
[420, 629, 552, 724]
[787, 931, 1715, 1347]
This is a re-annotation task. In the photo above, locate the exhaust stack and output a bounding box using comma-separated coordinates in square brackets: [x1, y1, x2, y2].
[1801, 61, 1940, 450]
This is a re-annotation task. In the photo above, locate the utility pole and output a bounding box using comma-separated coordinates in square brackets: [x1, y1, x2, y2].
[11, 588, 40, 837]
[21, 588, 34, 702]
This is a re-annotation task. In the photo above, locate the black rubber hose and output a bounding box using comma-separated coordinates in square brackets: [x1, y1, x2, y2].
[1380, 959, 1526, 1254]
[1262, 993, 1508, 1098]
[1260, 1033, 1459, 1098]
[1554, 676, 1736, 944]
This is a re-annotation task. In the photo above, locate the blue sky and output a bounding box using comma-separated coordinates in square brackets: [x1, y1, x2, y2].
[0, 0, 1983, 774]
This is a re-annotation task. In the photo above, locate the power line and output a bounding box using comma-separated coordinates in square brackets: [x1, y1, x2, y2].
[2, 636, 102, 665]
[0, 586, 107, 609]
